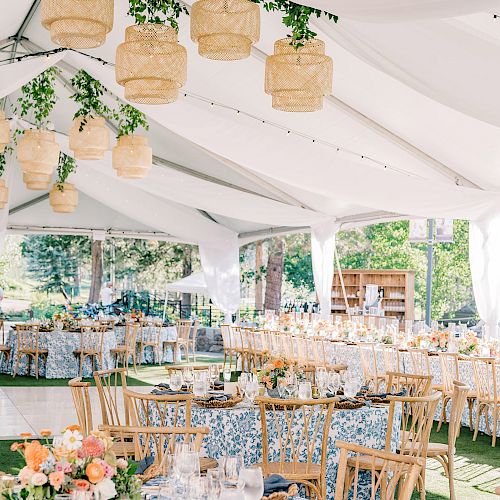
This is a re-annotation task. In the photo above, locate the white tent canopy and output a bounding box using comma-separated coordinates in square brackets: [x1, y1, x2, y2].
[1, 0, 500, 331]
[166, 272, 208, 295]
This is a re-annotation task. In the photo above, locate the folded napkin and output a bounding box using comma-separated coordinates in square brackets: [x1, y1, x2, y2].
[263, 475, 293, 495]
[135, 455, 154, 474]
[212, 380, 224, 389]
[155, 382, 189, 391]
[364, 388, 408, 399]
[151, 389, 190, 396]
[195, 393, 233, 402]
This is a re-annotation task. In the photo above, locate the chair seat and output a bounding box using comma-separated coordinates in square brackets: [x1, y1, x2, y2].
[432, 384, 443, 392]
[21, 349, 48, 355]
[73, 350, 98, 356]
[110, 346, 127, 353]
[427, 442, 454, 458]
[0, 345, 10, 352]
[347, 454, 387, 471]
[257, 462, 321, 479]
[140, 341, 159, 347]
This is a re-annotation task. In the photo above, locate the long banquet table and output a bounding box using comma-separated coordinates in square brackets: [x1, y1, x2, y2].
[145, 402, 401, 498]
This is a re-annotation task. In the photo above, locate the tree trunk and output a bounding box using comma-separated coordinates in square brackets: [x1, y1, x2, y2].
[181, 245, 192, 319]
[89, 240, 103, 304]
[264, 238, 284, 312]
[255, 240, 264, 311]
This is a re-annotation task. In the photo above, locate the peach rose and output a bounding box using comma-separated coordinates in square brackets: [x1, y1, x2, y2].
[24, 440, 49, 472]
[274, 359, 284, 369]
[18, 466, 33, 485]
[73, 479, 90, 491]
[116, 458, 128, 470]
[31, 472, 48, 486]
[10, 442, 21, 451]
[86, 462, 105, 484]
[49, 471, 65, 491]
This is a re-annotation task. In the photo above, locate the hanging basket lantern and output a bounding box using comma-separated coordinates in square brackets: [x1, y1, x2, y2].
[41, 0, 114, 48]
[116, 24, 187, 105]
[17, 129, 60, 190]
[49, 183, 79, 213]
[0, 179, 8, 209]
[265, 38, 333, 112]
[69, 116, 109, 160]
[191, 0, 260, 60]
[112, 135, 152, 179]
[0, 111, 10, 153]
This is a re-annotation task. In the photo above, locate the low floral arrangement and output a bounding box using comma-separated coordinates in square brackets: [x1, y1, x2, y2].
[277, 316, 295, 332]
[458, 331, 479, 355]
[313, 319, 330, 334]
[258, 357, 292, 389]
[429, 331, 449, 351]
[3, 426, 141, 499]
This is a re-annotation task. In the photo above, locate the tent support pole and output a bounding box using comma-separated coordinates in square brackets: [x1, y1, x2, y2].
[334, 245, 350, 319]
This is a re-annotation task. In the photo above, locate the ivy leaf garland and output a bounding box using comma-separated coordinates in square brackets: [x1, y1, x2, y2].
[251, 0, 338, 48]
[128, 0, 189, 31]
[56, 153, 77, 191]
[116, 104, 149, 138]
[15, 66, 60, 128]
[70, 70, 114, 132]
[0, 144, 13, 178]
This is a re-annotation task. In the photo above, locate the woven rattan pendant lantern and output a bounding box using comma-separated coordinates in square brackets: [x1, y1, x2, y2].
[0, 180, 8, 209]
[116, 24, 187, 104]
[112, 135, 152, 179]
[49, 183, 79, 213]
[17, 129, 60, 190]
[69, 116, 109, 160]
[41, 0, 114, 48]
[191, 0, 260, 60]
[0, 112, 10, 153]
[265, 38, 332, 112]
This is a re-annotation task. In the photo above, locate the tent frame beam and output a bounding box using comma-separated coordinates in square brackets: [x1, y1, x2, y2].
[9, 194, 49, 215]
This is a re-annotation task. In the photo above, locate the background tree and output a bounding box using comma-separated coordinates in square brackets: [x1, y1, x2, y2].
[88, 239, 103, 303]
[264, 237, 284, 311]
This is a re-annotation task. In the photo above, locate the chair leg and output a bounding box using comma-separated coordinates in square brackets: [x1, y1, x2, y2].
[492, 408, 498, 447]
[467, 398, 474, 431]
[437, 395, 448, 432]
[448, 453, 456, 500]
[473, 404, 482, 441]
[35, 355, 39, 380]
[13, 354, 20, 378]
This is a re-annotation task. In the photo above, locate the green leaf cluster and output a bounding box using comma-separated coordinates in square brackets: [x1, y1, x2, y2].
[251, 0, 338, 48]
[15, 67, 60, 128]
[56, 153, 77, 190]
[128, 0, 189, 31]
[116, 103, 149, 138]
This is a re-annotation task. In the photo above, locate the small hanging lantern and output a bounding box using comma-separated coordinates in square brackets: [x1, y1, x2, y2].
[0, 179, 8, 209]
[17, 129, 60, 190]
[69, 116, 109, 160]
[0, 112, 10, 153]
[112, 135, 152, 179]
[191, 0, 260, 60]
[265, 38, 333, 112]
[116, 24, 187, 104]
[41, 0, 114, 48]
[49, 183, 79, 213]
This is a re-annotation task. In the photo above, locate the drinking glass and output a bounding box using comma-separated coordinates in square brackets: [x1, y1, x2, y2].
[169, 372, 183, 391]
[207, 468, 222, 500]
[284, 372, 297, 399]
[189, 476, 209, 499]
[223, 366, 232, 382]
[208, 364, 219, 385]
[240, 467, 264, 500]
[298, 381, 312, 400]
[183, 367, 194, 389]
[245, 377, 259, 403]
[237, 373, 249, 398]
[221, 454, 243, 489]
[176, 450, 200, 482]
[344, 376, 359, 398]
[327, 372, 340, 396]
[193, 371, 208, 396]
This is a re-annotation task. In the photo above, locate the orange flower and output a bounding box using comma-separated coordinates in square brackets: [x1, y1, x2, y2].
[10, 442, 21, 451]
[40, 429, 52, 437]
[20, 432, 32, 439]
[65, 425, 81, 433]
[49, 471, 65, 491]
[73, 479, 90, 491]
[24, 440, 49, 472]
[274, 359, 284, 369]
[86, 462, 105, 484]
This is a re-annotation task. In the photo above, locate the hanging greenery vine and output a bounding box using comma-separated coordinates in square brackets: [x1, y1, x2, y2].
[70, 69, 113, 131]
[127, 0, 189, 31]
[0, 144, 12, 178]
[116, 104, 149, 138]
[251, 0, 338, 48]
[56, 153, 77, 191]
[15, 66, 60, 128]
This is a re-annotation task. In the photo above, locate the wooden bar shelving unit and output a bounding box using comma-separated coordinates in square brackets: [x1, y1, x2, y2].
[331, 269, 415, 321]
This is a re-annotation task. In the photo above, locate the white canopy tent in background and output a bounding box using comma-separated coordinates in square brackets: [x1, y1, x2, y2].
[166, 272, 208, 295]
[0, 1, 500, 332]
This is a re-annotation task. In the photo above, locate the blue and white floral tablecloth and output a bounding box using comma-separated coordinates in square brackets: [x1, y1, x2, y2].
[144, 403, 400, 498]
[0, 329, 116, 379]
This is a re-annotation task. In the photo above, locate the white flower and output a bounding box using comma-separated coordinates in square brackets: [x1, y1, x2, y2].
[62, 429, 83, 451]
[92, 477, 116, 500]
[31, 472, 48, 486]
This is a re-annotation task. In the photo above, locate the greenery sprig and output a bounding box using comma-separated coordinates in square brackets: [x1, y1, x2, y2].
[251, 0, 338, 48]
[15, 66, 60, 128]
[128, 0, 189, 31]
[116, 104, 149, 138]
[70, 70, 113, 131]
[0, 144, 13, 178]
[56, 153, 77, 191]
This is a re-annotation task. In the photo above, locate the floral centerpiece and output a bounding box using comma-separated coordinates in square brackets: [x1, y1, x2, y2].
[429, 330, 449, 351]
[458, 331, 479, 355]
[258, 356, 292, 390]
[3, 426, 141, 499]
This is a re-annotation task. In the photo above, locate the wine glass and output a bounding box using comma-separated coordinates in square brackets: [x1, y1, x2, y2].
[169, 372, 183, 392]
[245, 376, 259, 404]
[183, 367, 194, 390]
[327, 372, 340, 396]
[284, 372, 298, 399]
[344, 374, 359, 398]
[298, 381, 312, 399]
[223, 366, 232, 382]
[240, 467, 264, 500]
[237, 373, 249, 399]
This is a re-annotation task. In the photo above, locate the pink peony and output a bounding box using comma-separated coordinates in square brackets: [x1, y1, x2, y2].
[98, 460, 115, 479]
[18, 466, 33, 486]
[116, 458, 128, 470]
[31, 472, 48, 486]
[79, 435, 105, 458]
[55, 462, 72, 473]
[49, 471, 65, 491]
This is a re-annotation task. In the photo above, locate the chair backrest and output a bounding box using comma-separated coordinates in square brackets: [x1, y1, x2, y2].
[102, 425, 209, 474]
[176, 319, 192, 341]
[387, 391, 441, 459]
[68, 377, 93, 436]
[79, 329, 105, 354]
[334, 440, 424, 500]
[386, 371, 433, 397]
[357, 343, 380, 387]
[437, 352, 459, 394]
[256, 396, 336, 483]
[190, 319, 200, 340]
[16, 324, 40, 352]
[447, 381, 470, 453]
[93, 368, 129, 426]
[220, 324, 233, 350]
[124, 322, 138, 351]
[472, 357, 498, 404]
[408, 348, 431, 375]
[0, 319, 5, 344]
[381, 345, 400, 374]
[125, 388, 194, 427]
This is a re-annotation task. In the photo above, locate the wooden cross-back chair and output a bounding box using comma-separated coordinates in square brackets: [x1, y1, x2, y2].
[13, 323, 47, 379]
[334, 441, 424, 500]
[68, 377, 93, 436]
[93, 368, 129, 427]
[472, 357, 500, 447]
[73, 325, 106, 377]
[110, 322, 138, 373]
[407, 349, 431, 376]
[0, 319, 10, 367]
[427, 381, 469, 500]
[101, 425, 210, 476]
[124, 388, 194, 428]
[175, 319, 197, 363]
[221, 323, 237, 369]
[255, 396, 337, 500]
[386, 371, 432, 398]
[381, 345, 401, 378]
[357, 343, 385, 392]
[138, 319, 162, 365]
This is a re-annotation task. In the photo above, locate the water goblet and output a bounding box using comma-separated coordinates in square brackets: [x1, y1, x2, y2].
[207, 468, 222, 500]
[298, 381, 312, 400]
[169, 372, 184, 392]
[183, 367, 194, 389]
[221, 454, 243, 489]
[223, 366, 232, 382]
[240, 466, 264, 500]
